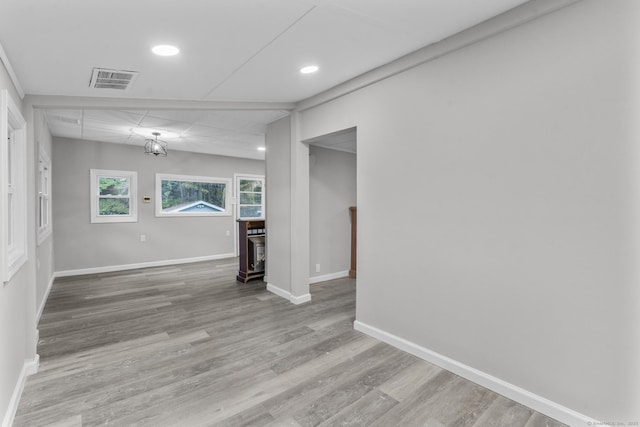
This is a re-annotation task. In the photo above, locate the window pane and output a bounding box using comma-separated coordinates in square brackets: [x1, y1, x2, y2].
[161, 180, 226, 212]
[99, 177, 129, 196]
[240, 193, 262, 204]
[240, 179, 262, 192]
[240, 206, 262, 218]
[99, 198, 130, 215]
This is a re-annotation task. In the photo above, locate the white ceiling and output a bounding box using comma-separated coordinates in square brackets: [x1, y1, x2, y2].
[0, 0, 529, 159]
[44, 108, 290, 159]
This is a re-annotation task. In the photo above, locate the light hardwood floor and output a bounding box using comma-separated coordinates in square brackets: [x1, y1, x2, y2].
[14, 259, 566, 427]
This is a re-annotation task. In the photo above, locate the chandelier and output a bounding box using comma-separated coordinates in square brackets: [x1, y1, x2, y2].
[144, 132, 168, 156]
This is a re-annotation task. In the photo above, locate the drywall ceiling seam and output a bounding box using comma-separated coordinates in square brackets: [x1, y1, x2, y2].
[202, 5, 317, 100]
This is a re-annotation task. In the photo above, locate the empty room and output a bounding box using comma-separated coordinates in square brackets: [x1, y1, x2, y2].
[1, 0, 638, 426]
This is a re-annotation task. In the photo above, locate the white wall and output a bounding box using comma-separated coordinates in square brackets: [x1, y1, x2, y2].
[0, 58, 39, 427]
[309, 145, 356, 280]
[296, 0, 640, 422]
[52, 137, 265, 273]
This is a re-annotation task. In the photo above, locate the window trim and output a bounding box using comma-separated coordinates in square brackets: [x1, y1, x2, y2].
[155, 173, 231, 217]
[37, 147, 52, 244]
[90, 169, 138, 223]
[1, 90, 28, 283]
[235, 174, 265, 221]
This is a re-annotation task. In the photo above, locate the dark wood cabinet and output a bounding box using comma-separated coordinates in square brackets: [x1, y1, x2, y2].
[237, 219, 266, 283]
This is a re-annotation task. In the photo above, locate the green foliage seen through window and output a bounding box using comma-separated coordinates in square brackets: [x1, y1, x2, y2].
[161, 180, 226, 210]
[98, 177, 130, 215]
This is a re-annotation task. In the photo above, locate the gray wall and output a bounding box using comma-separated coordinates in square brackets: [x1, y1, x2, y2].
[34, 109, 54, 316]
[309, 145, 356, 279]
[0, 60, 38, 426]
[297, 0, 640, 421]
[265, 116, 292, 293]
[52, 137, 264, 273]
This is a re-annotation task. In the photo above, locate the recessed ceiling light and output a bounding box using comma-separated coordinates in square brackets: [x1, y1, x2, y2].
[257, 146, 266, 152]
[152, 45, 180, 56]
[300, 65, 319, 74]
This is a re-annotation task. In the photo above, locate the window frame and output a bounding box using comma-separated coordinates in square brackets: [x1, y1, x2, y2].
[37, 147, 52, 244]
[90, 169, 138, 223]
[155, 173, 232, 218]
[235, 174, 265, 220]
[1, 90, 28, 283]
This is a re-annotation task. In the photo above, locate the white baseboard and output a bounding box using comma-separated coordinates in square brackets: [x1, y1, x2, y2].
[290, 293, 312, 305]
[26, 355, 39, 376]
[266, 283, 290, 300]
[54, 253, 236, 278]
[266, 283, 312, 305]
[353, 320, 598, 427]
[309, 270, 350, 285]
[36, 274, 55, 323]
[2, 355, 39, 427]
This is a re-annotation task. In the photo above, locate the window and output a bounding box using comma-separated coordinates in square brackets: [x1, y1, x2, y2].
[156, 173, 231, 217]
[37, 148, 52, 244]
[90, 169, 138, 223]
[236, 175, 265, 219]
[1, 90, 27, 282]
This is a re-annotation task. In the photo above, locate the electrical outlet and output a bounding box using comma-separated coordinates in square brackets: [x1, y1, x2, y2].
[140, 234, 146, 242]
[226, 230, 230, 236]
[316, 264, 321, 273]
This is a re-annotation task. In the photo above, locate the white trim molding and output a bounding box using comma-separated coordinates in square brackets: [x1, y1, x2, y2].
[90, 169, 138, 224]
[0, 42, 25, 99]
[290, 293, 311, 305]
[36, 147, 52, 245]
[155, 173, 232, 218]
[1, 90, 28, 283]
[2, 356, 39, 427]
[36, 275, 56, 323]
[309, 270, 350, 285]
[55, 253, 235, 278]
[353, 320, 599, 427]
[266, 283, 311, 305]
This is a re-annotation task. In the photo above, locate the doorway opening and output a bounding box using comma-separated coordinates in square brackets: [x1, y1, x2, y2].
[305, 127, 357, 285]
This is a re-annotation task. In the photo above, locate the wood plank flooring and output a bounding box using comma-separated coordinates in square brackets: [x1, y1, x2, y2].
[14, 259, 566, 426]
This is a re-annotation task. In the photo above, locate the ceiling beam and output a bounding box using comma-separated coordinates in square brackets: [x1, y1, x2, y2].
[24, 95, 295, 111]
[296, 0, 582, 113]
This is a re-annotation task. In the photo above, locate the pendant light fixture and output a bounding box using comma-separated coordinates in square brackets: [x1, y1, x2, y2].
[144, 132, 168, 156]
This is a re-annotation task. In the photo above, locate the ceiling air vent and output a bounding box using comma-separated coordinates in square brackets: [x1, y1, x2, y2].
[89, 68, 139, 90]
